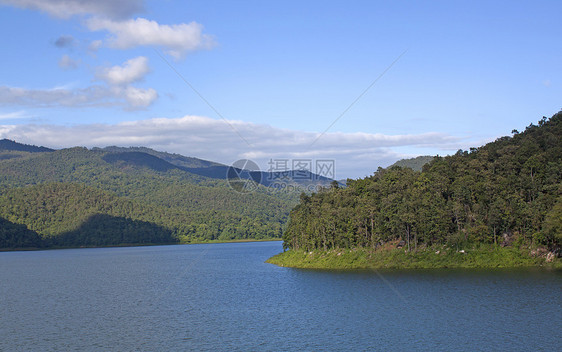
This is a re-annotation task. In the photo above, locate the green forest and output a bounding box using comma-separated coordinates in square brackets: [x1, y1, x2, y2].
[0, 145, 302, 249]
[274, 112, 561, 267]
[2, 112, 561, 260]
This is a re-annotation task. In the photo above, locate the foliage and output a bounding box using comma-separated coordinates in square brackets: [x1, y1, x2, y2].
[0, 183, 289, 247]
[389, 155, 435, 171]
[283, 113, 562, 255]
[0, 146, 301, 248]
[542, 195, 562, 245]
[0, 217, 43, 249]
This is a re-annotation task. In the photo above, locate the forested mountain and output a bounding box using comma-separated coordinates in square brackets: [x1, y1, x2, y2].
[94, 145, 334, 186]
[0, 144, 310, 249]
[283, 113, 562, 254]
[0, 183, 284, 247]
[94, 146, 222, 169]
[0, 139, 54, 153]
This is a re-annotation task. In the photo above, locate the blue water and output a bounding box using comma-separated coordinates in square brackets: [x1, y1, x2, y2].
[1, 241, 560, 351]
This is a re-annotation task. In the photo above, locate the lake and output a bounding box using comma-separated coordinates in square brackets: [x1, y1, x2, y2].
[1, 241, 560, 351]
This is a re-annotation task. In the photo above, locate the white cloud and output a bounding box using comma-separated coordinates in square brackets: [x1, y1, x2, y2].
[0, 84, 156, 110]
[122, 86, 157, 109]
[0, 115, 465, 178]
[96, 56, 150, 85]
[58, 54, 80, 70]
[86, 17, 215, 58]
[0, 0, 143, 19]
[93, 56, 157, 108]
[2, 56, 157, 110]
[0, 110, 29, 120]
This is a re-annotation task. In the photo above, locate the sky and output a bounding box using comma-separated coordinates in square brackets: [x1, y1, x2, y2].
[0, 0, 560, 179]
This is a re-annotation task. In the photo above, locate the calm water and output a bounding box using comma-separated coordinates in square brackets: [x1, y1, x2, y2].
[1, 241, 560, 351]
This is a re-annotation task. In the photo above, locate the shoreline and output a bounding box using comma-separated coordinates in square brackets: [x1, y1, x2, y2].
[0, 238, 282, 253]
[266, 245, 561, 270]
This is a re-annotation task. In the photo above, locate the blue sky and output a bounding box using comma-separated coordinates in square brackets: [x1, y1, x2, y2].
[0, 0, 560, 178]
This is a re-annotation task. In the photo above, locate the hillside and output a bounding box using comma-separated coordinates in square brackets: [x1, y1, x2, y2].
[96, 145, 334, 187]
[0, 144, 310, 248]
[0, 181, 291, 248]
[0, 182, 283, 246]
[94, 146, 222, 169]
[0, 139, 55, 162]
[269, 112, 562, 269]
[0, 139, 54, 153]
[0, 217, 43, 249]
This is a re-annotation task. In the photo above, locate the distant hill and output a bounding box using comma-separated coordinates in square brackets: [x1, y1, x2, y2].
[0, 142, 337, 249]
[389, 155, 434, 171]
[0, 146, 297, 245]
[95, 146, 220, 169]
[102, 151, 181, 172]
[95, 145, 334, 187]
[0, 139, 54, 153]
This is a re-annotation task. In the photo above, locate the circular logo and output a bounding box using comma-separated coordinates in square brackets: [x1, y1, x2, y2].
[226, 159, 262, 193]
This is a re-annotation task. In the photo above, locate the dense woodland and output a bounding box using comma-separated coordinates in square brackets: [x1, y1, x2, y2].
[283, 113, 562, 253]
[0, 145, 301, 248]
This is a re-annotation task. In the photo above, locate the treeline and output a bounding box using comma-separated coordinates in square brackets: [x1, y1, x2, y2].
[284, 113, 562, 252]
[0, 183, 287, 248]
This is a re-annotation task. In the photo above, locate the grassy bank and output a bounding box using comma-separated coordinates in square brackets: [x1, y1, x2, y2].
[266, 245, 561, 270]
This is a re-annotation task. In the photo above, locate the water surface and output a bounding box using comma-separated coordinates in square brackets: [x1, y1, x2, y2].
[1, 241, 560, 351]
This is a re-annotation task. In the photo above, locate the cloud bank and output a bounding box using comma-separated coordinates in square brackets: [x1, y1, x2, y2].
[0, 115, 463, 178]
[0, 84, 156, 110]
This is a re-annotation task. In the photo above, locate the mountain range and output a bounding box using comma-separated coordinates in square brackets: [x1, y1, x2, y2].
[0, 140, 334, 249]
